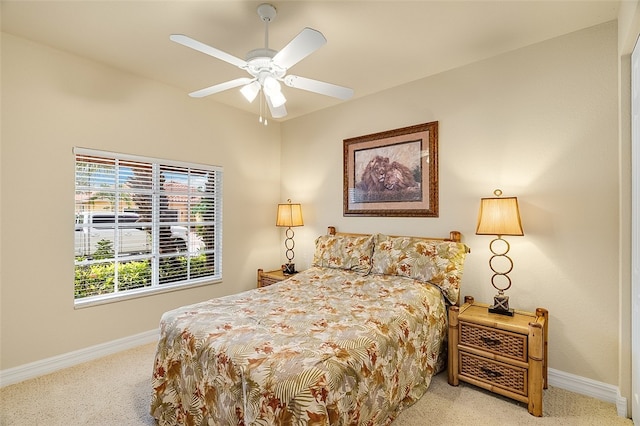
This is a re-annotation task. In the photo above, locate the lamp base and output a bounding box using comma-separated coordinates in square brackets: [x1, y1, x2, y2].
[488, 305, 515, 316]
[282, 263, 296, 275]
[488, 294, 515, 316]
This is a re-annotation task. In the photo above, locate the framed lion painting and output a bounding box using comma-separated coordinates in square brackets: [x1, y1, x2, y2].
[343, 121, 438, 217]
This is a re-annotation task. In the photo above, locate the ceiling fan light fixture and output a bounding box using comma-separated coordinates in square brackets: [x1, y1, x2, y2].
[263, 75, 281, 93]
[263, 75, 286, 107]
[267, 90, 286, 108]
[240, 81, 261, 103]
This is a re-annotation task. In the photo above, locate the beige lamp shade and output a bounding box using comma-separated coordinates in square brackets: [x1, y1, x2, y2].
[276, 201, 304, 227]
[476, 196, 524, 236]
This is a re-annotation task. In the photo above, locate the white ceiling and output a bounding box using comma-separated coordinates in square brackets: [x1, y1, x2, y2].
[1, 1, 621, 121]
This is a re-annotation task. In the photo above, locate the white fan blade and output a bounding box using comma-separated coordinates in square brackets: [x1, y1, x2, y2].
[273, 28, 326, 70]
[189, 78, 253, 98]
[170, 34, 247, 69]
[284, 75, 354, 100]
[266, 94, 288, 118]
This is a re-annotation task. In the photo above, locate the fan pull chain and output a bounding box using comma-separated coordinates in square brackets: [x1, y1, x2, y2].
[259, 90, 267, 126]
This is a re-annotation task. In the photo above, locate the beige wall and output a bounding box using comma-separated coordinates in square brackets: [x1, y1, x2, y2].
[0, 17, 631, 397]
[281, 22, 622, 386]
[0, 33, 283, 369]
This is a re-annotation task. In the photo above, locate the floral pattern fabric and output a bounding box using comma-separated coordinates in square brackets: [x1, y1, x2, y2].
[371, 234, 469, 305]
[150, 267, 449, 425]
[311, 234, 375, 275]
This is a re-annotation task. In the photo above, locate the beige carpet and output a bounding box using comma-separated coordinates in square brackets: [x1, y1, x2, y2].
[0, 343, 632, 425]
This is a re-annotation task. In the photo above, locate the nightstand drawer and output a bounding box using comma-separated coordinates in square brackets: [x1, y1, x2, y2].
[261, 275, 281, 287]
[460, 321, 527, 363]
[459, 351, 528, 396]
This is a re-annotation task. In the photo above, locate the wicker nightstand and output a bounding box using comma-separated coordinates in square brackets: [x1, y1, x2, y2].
[257, 268, 296, 288]
[448, 296, 549, 416]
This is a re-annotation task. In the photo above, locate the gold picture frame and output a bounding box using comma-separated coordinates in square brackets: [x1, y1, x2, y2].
[343, 121, 438, 217]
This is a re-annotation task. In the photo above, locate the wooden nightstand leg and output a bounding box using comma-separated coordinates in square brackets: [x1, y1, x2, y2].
[528, 322, 544, 416]
[537, 308, 549, 389]
[448, 305, 460, 386]
[257, 269, 264, 288]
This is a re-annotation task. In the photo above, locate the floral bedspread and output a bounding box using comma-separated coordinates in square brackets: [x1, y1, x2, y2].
[150, 267, 449, 425]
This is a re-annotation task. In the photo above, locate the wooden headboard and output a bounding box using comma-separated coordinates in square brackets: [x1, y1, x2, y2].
[327, 226, 463, 244]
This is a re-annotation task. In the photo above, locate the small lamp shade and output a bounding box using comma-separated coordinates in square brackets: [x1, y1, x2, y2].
[476, 196, 524, 236]
[276, 202, 304, 227]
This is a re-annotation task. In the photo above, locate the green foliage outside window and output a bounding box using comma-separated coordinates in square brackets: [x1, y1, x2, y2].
[75, 241, 210, 299]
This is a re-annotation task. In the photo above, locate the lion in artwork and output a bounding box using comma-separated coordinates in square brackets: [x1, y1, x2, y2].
[356, 155, 390, 192]
[383, 161, 418, 190]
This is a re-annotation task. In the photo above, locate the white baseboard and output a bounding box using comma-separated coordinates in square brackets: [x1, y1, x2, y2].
[0, 334, 629, 419]
[0, 328, 158, 388]
[548, 367, 628, 418]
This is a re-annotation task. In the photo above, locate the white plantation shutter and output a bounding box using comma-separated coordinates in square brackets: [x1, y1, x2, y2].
[74, 147, 223, 307]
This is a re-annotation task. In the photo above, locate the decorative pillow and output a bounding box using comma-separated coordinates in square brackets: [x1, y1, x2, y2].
[371, 234, 468, 304]
[312, 234, 375, 275]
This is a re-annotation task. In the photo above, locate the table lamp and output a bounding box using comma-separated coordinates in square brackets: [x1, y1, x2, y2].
[276, 199, 304, 274]
[476, 189, 524, 316]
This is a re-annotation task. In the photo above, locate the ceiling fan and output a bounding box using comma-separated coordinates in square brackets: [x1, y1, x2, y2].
[170, 3, 354, 123]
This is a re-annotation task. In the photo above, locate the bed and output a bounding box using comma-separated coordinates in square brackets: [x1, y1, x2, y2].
[150, 228, 469, 425]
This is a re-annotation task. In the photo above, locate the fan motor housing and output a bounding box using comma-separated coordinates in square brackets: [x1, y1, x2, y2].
[245, 48, 286, 78]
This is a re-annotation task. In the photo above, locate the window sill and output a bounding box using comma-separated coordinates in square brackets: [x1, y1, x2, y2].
[73, 278, 222, 309]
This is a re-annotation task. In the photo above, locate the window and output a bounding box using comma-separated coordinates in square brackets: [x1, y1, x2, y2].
[74, 147, 223, 307]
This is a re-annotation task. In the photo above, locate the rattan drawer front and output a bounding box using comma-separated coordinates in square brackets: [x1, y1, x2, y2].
[460, 321, 527, 362]
[459, 351, 528, 396]
[261, 276, 280, 287]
